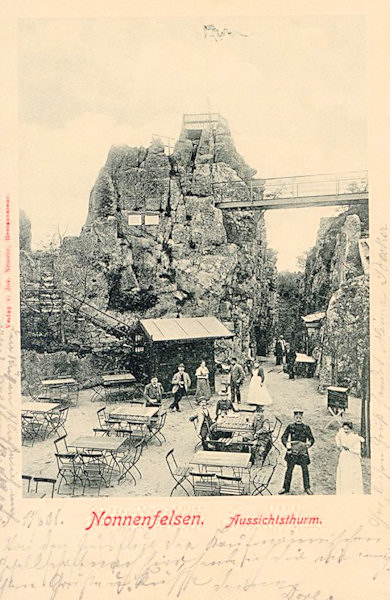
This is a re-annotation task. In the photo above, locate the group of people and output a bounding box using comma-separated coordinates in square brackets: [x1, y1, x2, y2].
[278, 409, 364, 495]
[143, 356, 365, 496]
[143, 361, 210, 413]
[274, 335, 297, 379]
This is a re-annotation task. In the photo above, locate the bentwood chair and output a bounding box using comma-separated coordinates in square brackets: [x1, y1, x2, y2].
[165, 449, 192, 496]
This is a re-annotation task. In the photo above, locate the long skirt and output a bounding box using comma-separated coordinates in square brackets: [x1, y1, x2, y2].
[195, 378, 211, 401]
[247, 377, 273, 406]
[336, 450, 363, 494]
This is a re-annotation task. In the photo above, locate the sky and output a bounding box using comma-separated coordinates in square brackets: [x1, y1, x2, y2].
[19, 16, 366, 271]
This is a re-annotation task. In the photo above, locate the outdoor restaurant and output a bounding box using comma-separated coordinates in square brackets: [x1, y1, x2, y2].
[21, 316, 284, 498]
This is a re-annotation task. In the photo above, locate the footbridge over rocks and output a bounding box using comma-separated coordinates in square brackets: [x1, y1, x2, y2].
[214, 171, 368, 210]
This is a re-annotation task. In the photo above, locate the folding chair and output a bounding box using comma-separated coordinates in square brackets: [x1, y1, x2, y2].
[190, 471, 218, 496]
[97, 407, 121, 432]
[21, 415, 36, 446]
[165, 449, 192, 496]
[148, 410, 167, 445]
[93, 427, 111, 437]
[79, 452, 109, 495]
[90, 385, 106, 403]
[33, 477, 56, 498]
[191, 419, 204, 452]
[270, 417, 283, 446]
[46, 407, 69, 437]
[127, 422, 150, 445]
[118, 441, 144, 484]
[55, 452, 83, 495]
[54, 435, 77, 458]
[251, 463, 278, 496]
[326, 406, 345, 429]
[216, 474, 247, 496]
[96, 407, 107, 427]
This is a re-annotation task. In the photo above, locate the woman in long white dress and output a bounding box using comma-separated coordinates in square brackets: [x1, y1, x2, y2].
[247, 361, 273, 407]
[335, 421, 364, 495]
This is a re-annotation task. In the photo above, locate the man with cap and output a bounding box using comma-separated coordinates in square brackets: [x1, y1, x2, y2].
[279, 409, 315, 495]
[169, 363, 191, 412]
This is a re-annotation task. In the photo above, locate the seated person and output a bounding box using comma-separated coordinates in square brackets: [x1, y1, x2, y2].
[143, 376, 164, 407]
[252, 417, 272, 464]
[215, 387, 237, 418]
[189, 399, 216, 449]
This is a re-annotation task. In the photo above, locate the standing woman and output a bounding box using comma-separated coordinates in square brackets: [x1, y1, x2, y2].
[247, 361, 273, 407]
[194, 360, 211, 404]
[335, 421, 364, 494]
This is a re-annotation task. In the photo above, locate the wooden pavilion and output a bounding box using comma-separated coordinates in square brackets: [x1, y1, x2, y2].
[130, 316, 234, 392]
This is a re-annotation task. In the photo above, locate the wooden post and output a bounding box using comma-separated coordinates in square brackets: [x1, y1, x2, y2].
[361, 354, 370, 457]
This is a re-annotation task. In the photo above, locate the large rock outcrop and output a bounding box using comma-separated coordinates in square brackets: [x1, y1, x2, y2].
[303, 206, 369, 394]
[20, 116, 277, 376]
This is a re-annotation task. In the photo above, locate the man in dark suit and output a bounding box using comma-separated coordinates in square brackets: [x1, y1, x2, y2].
[274, 336, 286, 365]
[144, 377, 164, 407]
[229, 357, 245, 404]
[279, 409, 315, 495]
[286, 343, 297, 380]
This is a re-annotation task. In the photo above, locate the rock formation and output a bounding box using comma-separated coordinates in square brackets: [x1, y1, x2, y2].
[20, 115, 277, 387]
[302, 206, 369, 394]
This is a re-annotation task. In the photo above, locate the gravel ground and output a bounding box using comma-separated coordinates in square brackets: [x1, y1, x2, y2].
[22, 357, 370, 498]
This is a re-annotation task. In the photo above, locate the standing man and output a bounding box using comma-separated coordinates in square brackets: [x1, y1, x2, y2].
[274, 336, 286, 366]
[286, 343, 297, 380]
[279, 409, 315, 495]
[144, 376, 164, 407]
[189, 399, 215, 449]
[169, 363, 191, 412]
[230, 357, 245, 404]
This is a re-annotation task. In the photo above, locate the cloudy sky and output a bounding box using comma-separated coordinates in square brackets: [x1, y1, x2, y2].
[19, 16, 366, 270]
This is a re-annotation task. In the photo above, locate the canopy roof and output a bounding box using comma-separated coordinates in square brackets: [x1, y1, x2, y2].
[139, 316, 234, 343]
[301, 311, 326, 324]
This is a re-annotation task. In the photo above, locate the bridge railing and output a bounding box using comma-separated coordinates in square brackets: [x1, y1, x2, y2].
[261, 171, 368, 200]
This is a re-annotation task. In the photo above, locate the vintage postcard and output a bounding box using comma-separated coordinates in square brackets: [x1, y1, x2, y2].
[1, 1, 389, 599]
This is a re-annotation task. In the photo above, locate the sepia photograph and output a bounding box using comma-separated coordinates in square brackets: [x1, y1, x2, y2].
[18, 16, 370, 500]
